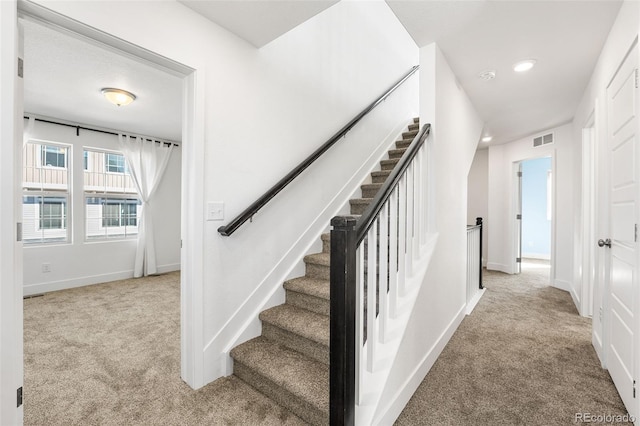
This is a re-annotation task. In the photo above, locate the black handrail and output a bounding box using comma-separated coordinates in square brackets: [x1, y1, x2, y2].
[218, 65, 420, 237]
[355, 123, 430, 243]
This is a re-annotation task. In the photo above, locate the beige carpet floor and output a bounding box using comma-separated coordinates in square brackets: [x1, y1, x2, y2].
[23, 272, 304, 425]
[25, 263, 633, 425]
[396, 261, 633, 425]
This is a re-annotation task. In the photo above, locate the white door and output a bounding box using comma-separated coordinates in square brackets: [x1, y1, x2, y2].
[605, 43, 638, 418]
[0, 2, 24, 424]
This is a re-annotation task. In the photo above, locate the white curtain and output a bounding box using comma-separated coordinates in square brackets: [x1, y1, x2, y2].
[118, 135, 174, 278]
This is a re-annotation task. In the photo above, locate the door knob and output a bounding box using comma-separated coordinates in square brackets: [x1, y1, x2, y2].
[598, 238, 612, 248]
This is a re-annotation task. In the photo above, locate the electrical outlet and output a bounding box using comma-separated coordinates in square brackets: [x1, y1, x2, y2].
[42, 263, 51, 273]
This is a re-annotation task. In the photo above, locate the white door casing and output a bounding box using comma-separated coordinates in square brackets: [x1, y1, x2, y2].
[605, 39, 639, 418]
[0, 1, 24, 423]
[582, 118, 596, 318]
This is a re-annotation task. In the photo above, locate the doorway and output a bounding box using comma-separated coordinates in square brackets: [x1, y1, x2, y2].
[2, 3, 206, 423]
[517, 157, 552, 279]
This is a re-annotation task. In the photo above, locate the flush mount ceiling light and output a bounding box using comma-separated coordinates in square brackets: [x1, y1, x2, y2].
[513, 59, 536, 73]
[101, 88, 136, 106]
[478, 70, 496, 81]
[482, 136, 493, 143]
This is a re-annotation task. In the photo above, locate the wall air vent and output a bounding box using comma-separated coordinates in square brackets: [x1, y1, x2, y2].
[533, 132, 554, 147]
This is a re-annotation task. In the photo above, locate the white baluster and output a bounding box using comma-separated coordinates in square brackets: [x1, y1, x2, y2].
[366, 221, 377, 372]
[379, 200, 389, 343]
[398, 174, 407, 295]
[389, 187, 399, 318]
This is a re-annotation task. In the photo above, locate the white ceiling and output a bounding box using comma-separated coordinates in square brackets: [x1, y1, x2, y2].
[23, 1, 623, 147]
[178, 0, 339, 48]
[386, 0, 623, 146]
[23, 19, 183, 142]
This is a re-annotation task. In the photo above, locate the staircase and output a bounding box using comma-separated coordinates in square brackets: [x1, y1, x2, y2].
[229, 118, 420, 425]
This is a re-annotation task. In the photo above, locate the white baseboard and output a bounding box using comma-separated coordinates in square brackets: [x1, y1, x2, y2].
[465, 288, 486, 315]
[374, 305, 466, 425]
[486, 262, 510, 274]
[22, 263, 180, 296]
[553, 278, 570, 292]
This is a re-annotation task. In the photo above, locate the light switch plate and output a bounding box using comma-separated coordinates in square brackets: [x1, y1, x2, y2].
[207, 202, 224, 221]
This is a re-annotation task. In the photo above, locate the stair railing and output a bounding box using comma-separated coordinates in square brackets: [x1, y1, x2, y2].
[466, 218, 483, 307]
[217, 65, 419, 236]
[330, 123, 431, 425]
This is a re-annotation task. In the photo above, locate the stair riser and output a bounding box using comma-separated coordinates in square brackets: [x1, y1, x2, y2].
[286, 291, 330, 316]
[350, 201, 371, 215]
[388, 149, 405, 159]
[233, 362, 328, 426]
[380, 160, 399, 170]
[262, 323, 329, 365]
[322, 238, 330, 253]
[403, 130, 418, 139]
[408, 123, 419, 131]
[305, 262, 330, 280]
[371, 172, 390, 184]
[396, 139, 411, 149]
[362, 186, 380, 198]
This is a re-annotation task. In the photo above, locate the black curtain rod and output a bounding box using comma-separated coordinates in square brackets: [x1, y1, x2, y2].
[23, 116, 179, 147]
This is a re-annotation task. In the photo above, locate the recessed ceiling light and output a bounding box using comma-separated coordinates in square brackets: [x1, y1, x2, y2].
[478, 70, 496, 81]
[482, 136, 493, 143]
[513, 59, 536, 73]
[101, 88, 136, 106]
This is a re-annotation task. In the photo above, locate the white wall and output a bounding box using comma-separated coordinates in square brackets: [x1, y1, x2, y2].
[571, 0, 639, 360]
[22, 119, 181, 295]
[467, 148, 488, 265]
[486, 123, 574, 292]
[375, 43, 483, 423]
[27, 0, 420, 386]
[0, 1, 24, 423]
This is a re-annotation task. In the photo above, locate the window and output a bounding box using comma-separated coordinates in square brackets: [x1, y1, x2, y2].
[86, 197, 140, 239]
[41, 145, 66, 168]
[23, 142, 71, 244]
[83, 150, 89, 171]
[40, 199, 66, 229]
[84, 148, 139, 240]
[105, 152, 128, 174]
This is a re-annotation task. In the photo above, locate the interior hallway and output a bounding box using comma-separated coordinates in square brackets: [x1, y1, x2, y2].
[396, 261, 631, 425]
[24, 263, 631, 425]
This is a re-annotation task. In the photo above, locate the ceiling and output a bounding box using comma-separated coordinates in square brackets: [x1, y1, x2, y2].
[386, 0, 623, 146]
[178, 0, 339, 48]
[180, 0, 623, 147]
[22, 19, 183, 142]
[22, 1, 623, 147]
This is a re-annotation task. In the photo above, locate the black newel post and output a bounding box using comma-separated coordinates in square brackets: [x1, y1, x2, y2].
[476, 217, 483, 289]
[329, 216, 357, 426]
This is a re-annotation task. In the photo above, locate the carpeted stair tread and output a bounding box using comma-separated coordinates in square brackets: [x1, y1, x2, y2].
[260, 304, 329, 346]
[372, 170, 392, 183]
[380, 158, 400, 170]
[396, 139, 412, 149]
[402, 129, 418, 139]
[304, 252, 330, 267]
[413, 117, 420, 123]
[361, 183, 383, 198]
[388, 148, 406, 159]
[284, 276, 330, 301]
[408, 123, 419, 131]
[231, 337, 329, 419]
